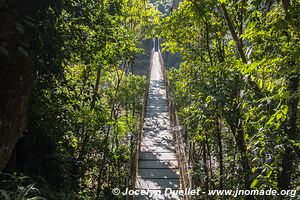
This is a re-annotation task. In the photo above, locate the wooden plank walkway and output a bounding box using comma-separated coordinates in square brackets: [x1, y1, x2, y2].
[136, 52, 181, 200]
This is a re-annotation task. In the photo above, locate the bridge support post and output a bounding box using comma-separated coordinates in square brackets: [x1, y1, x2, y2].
[154, 37, 159, 52]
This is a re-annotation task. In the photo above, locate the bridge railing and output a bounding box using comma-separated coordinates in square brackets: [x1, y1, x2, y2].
[130, 49, 154, 200]
[158, 50, 192, 200]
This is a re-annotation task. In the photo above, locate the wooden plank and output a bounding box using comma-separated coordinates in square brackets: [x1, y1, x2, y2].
[136, 178, 180, 189]
[139, 160, 178, 169]
[140, 152, 177, 161]
[140, 145, 175, 153]
[138, 168, 180, 179]
[136, 52, 182, 199]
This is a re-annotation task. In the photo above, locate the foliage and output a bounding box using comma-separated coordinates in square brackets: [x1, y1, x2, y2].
[1, 0, 299, 199]
[162, 0, 299, 197]
[0, 173, 46, 200]
[2, 0, 158, 199]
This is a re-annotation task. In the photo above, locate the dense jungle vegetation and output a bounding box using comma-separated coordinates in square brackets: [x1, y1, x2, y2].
[0, 0, 159, 199]
[162, 0, 299, 199]
[0, 0, 299, 199]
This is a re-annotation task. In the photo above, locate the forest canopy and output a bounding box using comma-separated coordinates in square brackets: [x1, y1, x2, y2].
[1, 0, 159, 199]
[0, 0, 299, 199]
[161, 0, 299, 198]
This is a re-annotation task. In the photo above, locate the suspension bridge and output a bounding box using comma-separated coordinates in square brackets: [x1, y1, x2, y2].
[133, 39, 191, 200]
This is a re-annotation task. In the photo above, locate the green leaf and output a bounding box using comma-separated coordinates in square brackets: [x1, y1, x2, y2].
[205, 96, 212, 103]
[266, 169, 273, 178]
[276, 112, 282, 120]
[17, 184, 36, 200]
[250, 179, 261, 188]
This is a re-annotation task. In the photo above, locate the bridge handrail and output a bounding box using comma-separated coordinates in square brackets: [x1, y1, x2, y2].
[130, 49, 154, 199]
[158, 50, 192, 199]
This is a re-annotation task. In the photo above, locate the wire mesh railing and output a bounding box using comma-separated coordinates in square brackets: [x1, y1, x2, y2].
[130, 49, 154, 200]
[158, 50, 192, 200]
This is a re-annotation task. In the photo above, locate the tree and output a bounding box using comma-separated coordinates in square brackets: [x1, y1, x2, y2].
[0, 0, 50, 171]
[161, 0, 299, 198]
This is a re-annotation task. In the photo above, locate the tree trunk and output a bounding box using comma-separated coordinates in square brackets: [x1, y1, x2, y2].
[279, 74, 299, 190]
[220, 3, 263, 99]
[202, 140, 209, 197]
[220, 3, 246, 63]
[91, 65, 102, 109]
[205, 131, 214, 190]
[216, 118, 223, 190]
[226, 75, 253, 200]
[278, 0, 300, 190]
[0, 0, 45, 171]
